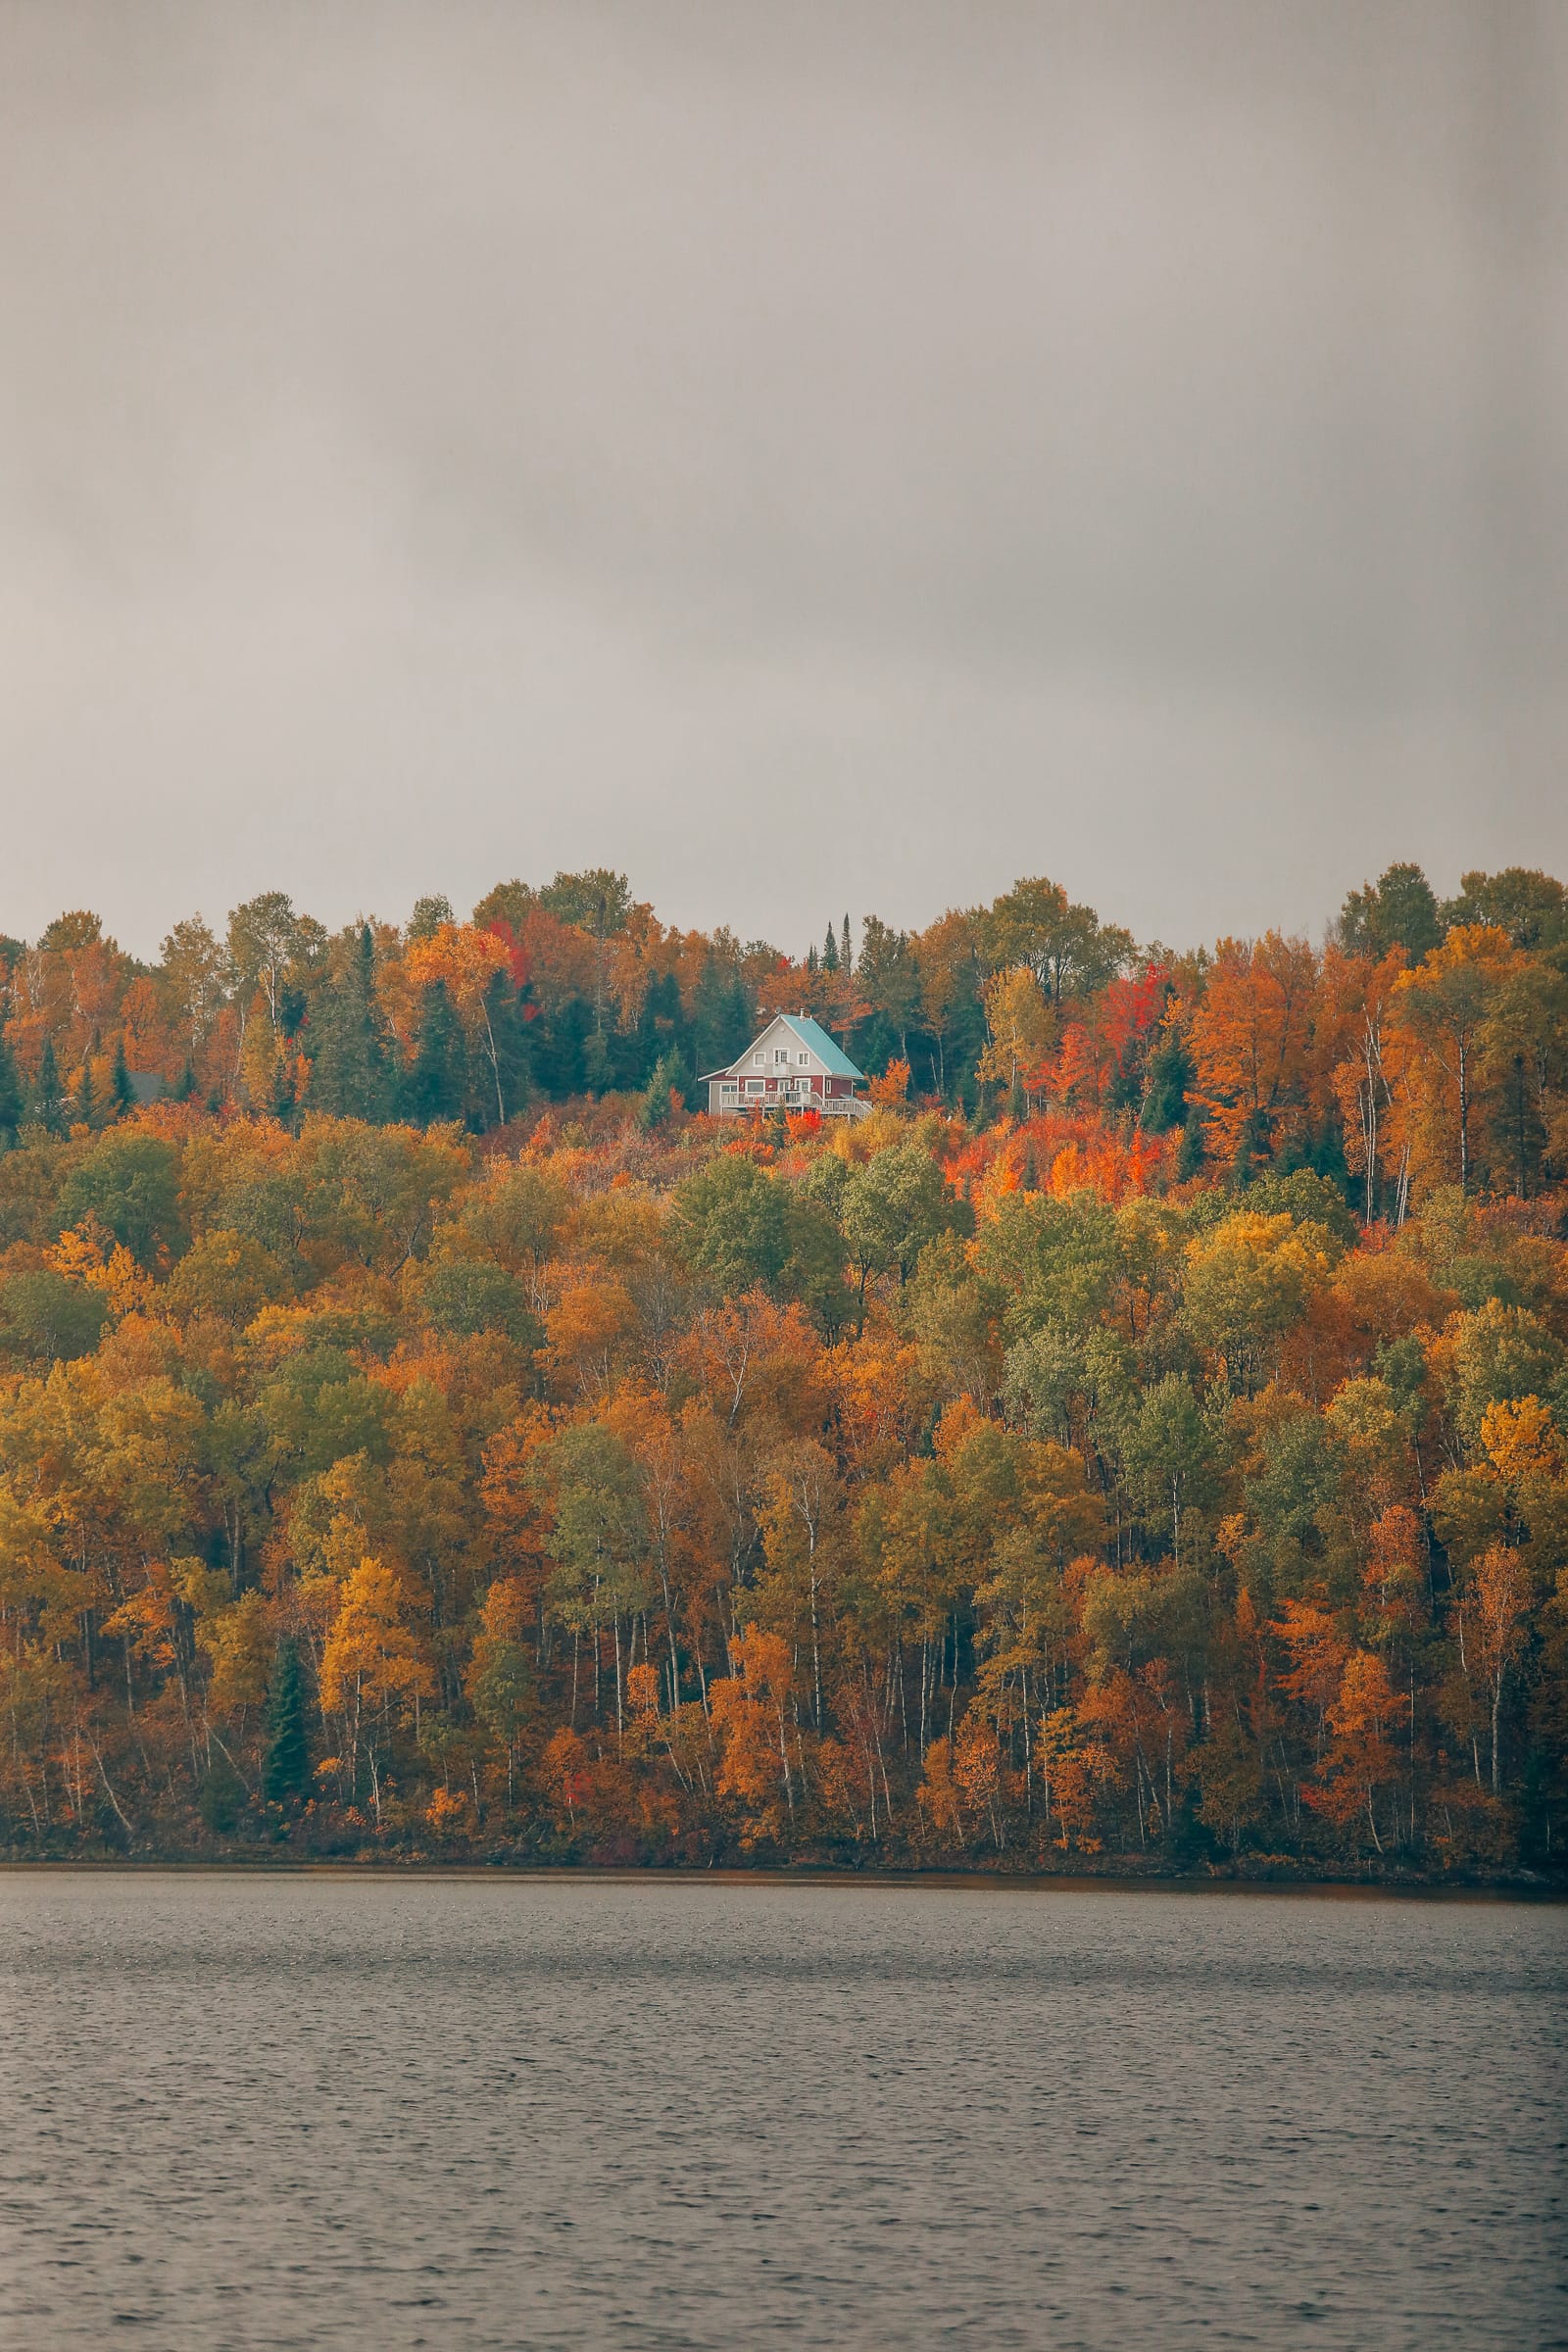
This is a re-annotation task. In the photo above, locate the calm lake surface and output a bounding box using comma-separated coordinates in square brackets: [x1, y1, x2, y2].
[0, 1874, 1562, 2351]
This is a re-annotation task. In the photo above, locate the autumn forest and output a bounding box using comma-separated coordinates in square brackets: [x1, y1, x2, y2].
[2, 860, 1566, 1878]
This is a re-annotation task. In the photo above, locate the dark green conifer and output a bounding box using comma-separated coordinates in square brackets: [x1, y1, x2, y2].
[30, 1038, 66, 1134]
[404, 980, 466, 1124]
[1177, 1108, 1207, 1181]
[111, 1037, 136, 1119]
[1140, 1033, 1192, 1134]
[478, 965, 531, 1125]
[197, 1746, 245, 1836]
[309, 924, 389, 1119]
[640, 1049, 688, 1128]
[0, 1030, 22, 1144]
[262, 1640, 311, 1807]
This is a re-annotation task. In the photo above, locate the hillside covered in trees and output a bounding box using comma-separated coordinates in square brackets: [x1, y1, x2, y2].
[1, 860, 1566, 1877]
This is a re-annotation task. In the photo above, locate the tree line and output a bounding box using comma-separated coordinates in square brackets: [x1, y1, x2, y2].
[0, 859, 1564, 1874]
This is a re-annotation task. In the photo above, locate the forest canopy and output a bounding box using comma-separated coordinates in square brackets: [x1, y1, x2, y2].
[1, 859, 1566, 1875]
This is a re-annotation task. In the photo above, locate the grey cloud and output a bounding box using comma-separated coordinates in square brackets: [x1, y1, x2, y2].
[1, 0, 1564, 958]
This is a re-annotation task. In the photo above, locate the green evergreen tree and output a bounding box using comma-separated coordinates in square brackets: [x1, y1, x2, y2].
[639, 1049, 688, 1128]
[841, 913, 853, 972]
[822, 924, 839, 973]
[690, 950, 753, 1078]
[197, 1746, 246, 1836]
[111, 1037, 137, 1119]
[74, 1054, 99, 1131]
[30, 1037, 66, 1134]
[1140, 1033, 1192, 1133]
[309, 926, 389, 1119]
[0, 1030, 22, 1144]
[1177, 1107, 1207, 1180]
[478, 966, 531, 1125]
[530, 996, 591, 1099]
[262, 1640, 311, 1807]
[404, 980, 466, 1125]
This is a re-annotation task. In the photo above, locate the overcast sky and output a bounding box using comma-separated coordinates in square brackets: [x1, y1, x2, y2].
[2, 1, 1565, 960]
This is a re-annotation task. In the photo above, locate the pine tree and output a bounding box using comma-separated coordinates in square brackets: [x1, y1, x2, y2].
[309, 923, 389, 1119]
[841, 913, 853, 973]
[404, 980, 466, 1125]
[30, 1038, 65, 1134]
[477, 966, 531, 1126]
[1177, 1108, 1206, 1181]
[639, 1049, 688, 1128]
[822, 924, 839, 973]
[0, 1031, 22, 1144]
[74, 1055, 98, 1131]
[197, 1747, 246, 1836]
[262, 1640, 311, 1807]
[530, 996, 590, 1099]
[688, 951, 751, 1081]
[1140, 1033, 1192, 1134]
[111, 1037, 136, 1119]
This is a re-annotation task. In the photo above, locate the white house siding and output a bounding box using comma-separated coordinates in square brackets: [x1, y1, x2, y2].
[702, 1012, 869, 1118]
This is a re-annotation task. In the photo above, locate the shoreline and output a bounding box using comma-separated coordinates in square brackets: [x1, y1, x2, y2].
[3, 1856, 1562, 1901]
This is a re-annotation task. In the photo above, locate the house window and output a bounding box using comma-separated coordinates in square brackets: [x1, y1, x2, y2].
[720, 1083, 738, 1097]
[753, 1054, 764, 1066]
[797, 1052, 809, 1064]
[746, 1078, 764, 1094]
[774, 1049, 789, 1063]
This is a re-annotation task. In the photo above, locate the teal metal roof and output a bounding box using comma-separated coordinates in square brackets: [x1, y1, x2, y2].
[776, 1013, 865, 1082]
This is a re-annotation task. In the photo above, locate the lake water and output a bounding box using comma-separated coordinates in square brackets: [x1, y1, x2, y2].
[0, 1874, 1562, 2351]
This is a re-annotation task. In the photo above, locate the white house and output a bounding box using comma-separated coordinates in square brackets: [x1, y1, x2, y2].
[702, 1012, 870, 1119]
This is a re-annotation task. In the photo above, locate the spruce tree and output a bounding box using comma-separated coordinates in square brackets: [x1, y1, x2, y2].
[479, 967, 531, 1125]
[405, 980, 466, 1124]
[197, 1747, 245, 1836]
[822, 924, 839, 972]
[1140, 1033, 1192, 1134]
[74, 1055, 98, 1131]
[309, 923, 389, 1120]
[640, 1049, 688, 1127]
[111, 1037, 136, 1119]
[1177, 1108, 1207, 1181]
[262, 1640, 311, 1807]
[0, 1030, 21, 1144]
[690, 950, 753, 1077]
[30, 1038, 65, 1134]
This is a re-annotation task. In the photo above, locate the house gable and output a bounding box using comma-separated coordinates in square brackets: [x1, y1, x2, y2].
[701, 1012, 866, 1086]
